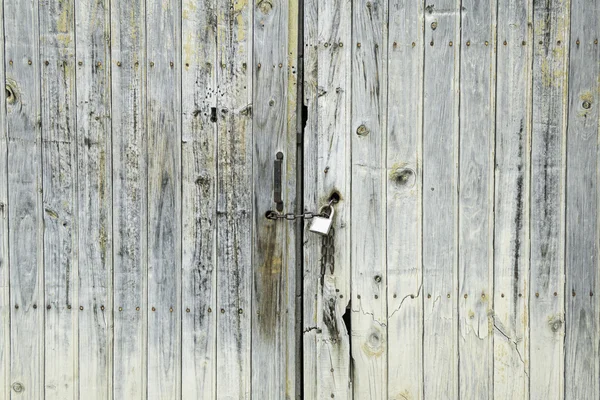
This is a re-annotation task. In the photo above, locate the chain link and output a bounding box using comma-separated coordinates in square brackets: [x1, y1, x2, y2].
[265, 198, 337, 221]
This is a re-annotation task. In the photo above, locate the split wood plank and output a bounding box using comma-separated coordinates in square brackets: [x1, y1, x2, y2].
[351, 1, 388, 399]
[5, 0, 44, 397]
[252, 0, 298, 397]
[458, 1, 495, 398]
[39, 0, 77, 398]
[530, 0, 569, 398]
[494, 1, 532, 398]
[422, 1, 460, 398]
[111, 0, 147, 398]
[386, 1, 424, 399]
[181, 0, 217, 398]
[0, 1, 7, 397]
[75, 0, 113, 398]
[146, 0, 182, 398]
[564, 1, 600, 398]
[215, 0, 252, 398]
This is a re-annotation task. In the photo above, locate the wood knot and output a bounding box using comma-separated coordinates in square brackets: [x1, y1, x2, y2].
[390, 166, 416, 188]
[356, 124, 369, 136]
[257, 0, 272, 14]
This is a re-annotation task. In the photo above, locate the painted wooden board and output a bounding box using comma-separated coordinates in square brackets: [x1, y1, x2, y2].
[458, 1, 495, 398]
[181, 0, 217, 399]
[215, 0, 252, 398]
[111, 0, 146, 398]
[146, 0, 182, 398]
[0, 3, 7, 397]
[4, 0, 44, 397]
[75, 0, 113, 398]
[530, 0, 568, 398]
[252, 0, 298, 397]
[351, 1, 388, 399]
[494, 2, 531, 398]
[564, 1, 600, 398]
[422, 1, 460, 398]
[39, 0, 77, 398]
[386, 1, 423, 399]
[303, 0, 352, 398]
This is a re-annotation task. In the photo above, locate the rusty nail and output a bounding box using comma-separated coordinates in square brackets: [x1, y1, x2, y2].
[324, 42, 329, 47]
[576, 39, 580, 45]
[357, 295, 361, 299]
[554, 292, 558, 296]
[374, 295, 378, 299]
[44, 60, 49, 66]
[412, 42, 416, 47]
[464, 294, 468, 299]
[170, 307, 173, 312]
[374, 275, 382, 283]
[339, 42, 344, 47]
[28, 60, 32, 65]
[101, 305, 105, 311]
[170, 61, 174, 67]
[14, 304, 18, 309]
[186, 308, 190, 313]
[431, 22, 437, 30]
[582, 101, 591, 109]
[449, 41, 453, 46]
[393, 42, 397, 47]
[9, 60, 13, 65]
[257, 63, 261, 68]
[136, 307, 140, 311]
[67, 305, 71, 309]
[208, 307, 212, 313]
[47, 305, 51, 310]
[221, 308, 225, 313]
[78, 61, 83, 66]
[119, 307, 123, 311]
[278, 63, 283, 68]
[485, 41, 489, 46]
[97, 61, 102, 67]
[117, 61, 121, 66]
[430, 41, 434, 46]
[503, 40, 507, 45]
[239, 309, 244, 314]
[447, 293, 450, 298]
[519, 293, 523, 297]
[572, 291, 576, 297]
[501, 293, 505, 298]
[80, 306, 84, 310]
[152, 307, 156, 311]
[33, 304, 37, 309]
[535, 293, 539, 297]
[466, 41, 471, 46]
[481, 293, 485, 299]
[522, 41, 526, 46]
[150, 61, 154, 67]
[357, 42, 361, 47]
[427, 294, 431, 298]
[590, 292, 594, 297]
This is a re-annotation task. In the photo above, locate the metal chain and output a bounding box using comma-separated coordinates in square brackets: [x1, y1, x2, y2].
[320, 227, 335, 285]
[265, 198, 337, 221]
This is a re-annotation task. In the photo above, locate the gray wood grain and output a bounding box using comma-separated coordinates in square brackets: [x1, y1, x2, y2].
[5, 0, 44, 397]
[181, 0, 217, 398]
[74, 0, 113, 398]
[110, 0, 146, 398]
[564, 1, 600, 398]
[351, 1, 388, 398]
[386, 1, 423, 398]
[422, 1, 460, 398]
[494, 1, 531, 398]
[215, 0, 252, 398]
[39, 0, 77, 398]
[458, 1, 495, 397]
[145, 0, 182, 398]
[252, 0, 298, 397]
[530, 0, 569, 397]
[0, 1, 7, 396]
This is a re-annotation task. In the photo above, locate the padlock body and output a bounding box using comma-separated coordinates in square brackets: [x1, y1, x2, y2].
[309, 216, 332, 236]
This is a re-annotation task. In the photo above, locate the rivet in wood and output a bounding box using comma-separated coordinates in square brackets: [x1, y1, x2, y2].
[150, 61, 154, 67]
[557, 40, 561, 45]
[430, 41, 434, 46]
[221, 308, 225, 313]
[185, 63, 189, 67]
[412, 42, 416, 47]
[582, 101, 591, 109]
[572, 291, 576, 297]
[576, 39, 580, 46]
[410, 294, 415, 299]
[481, 293, 485, 299]
[374, 295, 378, 299]
[339, 294, 343, 299]
[269, 100, 274, 106]
[170, 307, 173, 312]
[170, 61, 174, 67]
[80, 306, 84, 310]
[45, 60, 49, 66]
[28, 60, 32, 65]
[357, 295, 361, 299]
[119, 307, 123, 311]
[464, 294, 468, 299]
[14, 304, 18, 309]
[33, 304, 37, 309]
[208, 307, 212, 313]
[97, 61, 102, 67]
[590, 292, 594, 297]
[554, 292, 557, 296]
[539, 40, 543, 45]
[78, 61, 83, 66]
[324, 42, 329, 47]
[152, 307, 156, 311]
[257, 63, 261, 68]
[100, 305, 105, 311]
[518, 293, 522, 297]
[117, 61, 121, 66]
[331, 394, 334, 398]
[186, 308, 190, 313]
[466, 41, 470, 46]
[374, 275, 382, 283]
[279, 63, 283, 68]
[535, 292, 539, 297]
[431, 22, 437, 30]
[67, 305, 71, 309]
[9, 60, 12, 65]
[135, 61, 139, 67]
[503, 41, 507, 45]
[522, 41, 526, 46]
[136, 307, 140, 311]
[330, 368, 334, 372]
[393, 294, 397, 298]
[339, 42, 343, 47]
[595, 39, 598, 45]
[447, 294, 450, 298]
[47, 305, 51, 310]
[427, 294, 431, 298]
[393, 42, 397, 47]
[485, 41, 489, 46]
[375, 44, 379, 49]
[501, 293, 505, 298]
[238, 308, 243, 314]
[324, 166, 329, 173]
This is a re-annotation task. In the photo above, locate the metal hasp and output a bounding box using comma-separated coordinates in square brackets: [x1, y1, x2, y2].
[274, 151, 284, 211]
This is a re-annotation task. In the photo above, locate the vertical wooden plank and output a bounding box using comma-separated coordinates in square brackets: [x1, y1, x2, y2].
[0, 1, 7, 396]
[252, 0, 298, 397]
[146, 0, 181, 397]
[494, 1, 532, 398]
[215, 0, 252, 398]
[39, 0, 77, 398]
[564, 1, 600, 398]
[351, 1, 387, 399]
[181, 0, 216, 398]
[111, 0, 146, 398]
[386, 1, 424, 398]
[422, 1, 460, 398]
[4, 0, 44, 396]
[75, 0, 112, 397]
[530, 0, 569, 398]
[458, 1, 495, 398]
[303, 0, 352, 398]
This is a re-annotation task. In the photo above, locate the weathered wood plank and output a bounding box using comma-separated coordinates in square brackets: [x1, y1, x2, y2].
[0, 2, 7, 396]
[530, 0, 568, 397]
[181, 0, 217, 399]
[458, 1, 495, 398]
[422, 1, 460, 398]
[302, 0, 353, 398]
[351, 1, 388, 399]
[75, 0, 113, 398]
[494, 1, 532, 398]
[215, 0, 252, 398]
[386, 1, 423, 398]
[110, 0, 146, 398]
[252, 0, 298, 397]
[564, 1, 600, 398]
[5, 0, 44, 396]
[146, 0, 182, 398]
[39, 0, 77, 398]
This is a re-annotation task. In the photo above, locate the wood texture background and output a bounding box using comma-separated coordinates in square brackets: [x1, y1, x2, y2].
[0, 0, 599, 399]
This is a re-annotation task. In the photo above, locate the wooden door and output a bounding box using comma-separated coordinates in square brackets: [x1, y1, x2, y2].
[302, 0, 600, 399]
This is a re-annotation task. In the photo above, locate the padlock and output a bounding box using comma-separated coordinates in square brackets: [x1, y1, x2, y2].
[309, 205, 334, 236]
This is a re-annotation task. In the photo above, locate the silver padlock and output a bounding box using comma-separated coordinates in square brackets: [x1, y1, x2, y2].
[309, 205, 334, 236]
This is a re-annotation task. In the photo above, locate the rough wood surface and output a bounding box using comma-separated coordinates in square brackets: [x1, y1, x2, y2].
[5, 0, 44, 397]
[386, 1, 423, 399]
[564, 1, 600, 398]
[75, 0, 113, 398]
[146, 0, 182, 398]
[0, 3, 7, 397]
[422, 1, 460, 398]
[458, 1, 495, 398]
[530, 0, 568, 397]
[215, 0, 252, 398]
[494, 1, 532, 398]
[40, 0, 77, 398]
[181, 0, 217, 399]
[111, 0, 146, 398]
